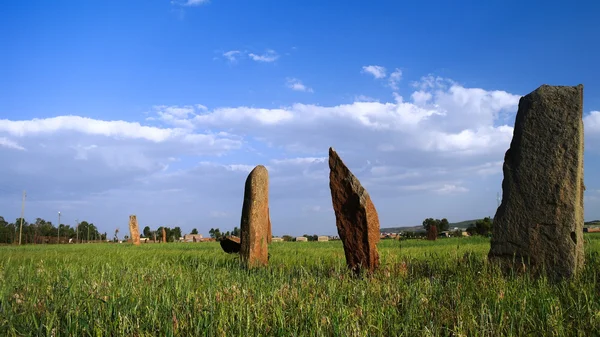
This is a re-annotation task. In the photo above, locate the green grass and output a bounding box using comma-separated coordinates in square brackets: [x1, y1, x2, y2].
[1, 235, 600, 336]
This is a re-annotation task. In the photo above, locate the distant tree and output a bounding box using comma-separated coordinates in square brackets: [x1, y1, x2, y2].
[282, 235, 293, 242]
[114, 228, 120, 242]
[232, 226, 240, 237]
[439, 218, 450, 232]
[143, 226, 152, 238]
[172, 227, 182, 240]
[190, 228, 199, 235]
[466, 217, 493, 236]
[208, 228, 222, 239]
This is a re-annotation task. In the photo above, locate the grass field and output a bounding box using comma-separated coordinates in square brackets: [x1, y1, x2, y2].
[1, 235, 600, 336]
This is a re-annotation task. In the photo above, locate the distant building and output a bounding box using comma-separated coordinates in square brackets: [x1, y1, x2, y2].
[295, 237, 308, 242]
[317, 236, 329, 242]
[183, 234, 204, 242]
[271, 237, 284, 242]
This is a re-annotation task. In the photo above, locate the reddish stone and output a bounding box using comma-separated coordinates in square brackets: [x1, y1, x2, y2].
[427, 225, 438, 241]
[220, 236, 241, 254]
[162, 227, 167, 243]
[328, 147, 380, 275]
[240, 165, 270, 268]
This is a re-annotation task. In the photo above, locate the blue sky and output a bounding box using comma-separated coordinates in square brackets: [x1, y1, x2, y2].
[1, 0, 599, 237]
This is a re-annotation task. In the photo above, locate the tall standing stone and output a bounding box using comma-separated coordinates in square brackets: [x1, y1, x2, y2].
[488, 84, 585, 280]
[328, 147, 380, 275]
[240, 165, 270, 268]
[162, 227, 167, 243]
[128, 215, 141, 246]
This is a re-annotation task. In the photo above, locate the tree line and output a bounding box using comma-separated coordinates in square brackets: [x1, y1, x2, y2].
[0, 216, 104, 244]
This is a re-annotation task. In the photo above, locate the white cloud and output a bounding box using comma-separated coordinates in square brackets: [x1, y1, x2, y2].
[585, 111, 600, 134]
[174, 0, 210, 6]
[222, 50, 241, 63]
[248, 49, 279, 63]
[355, 95, 378, 102]
[388, 68, 402, 90]
[285, 78, 314, 93]
[362, 65, 387, 79]
[0, 137, 26, 151]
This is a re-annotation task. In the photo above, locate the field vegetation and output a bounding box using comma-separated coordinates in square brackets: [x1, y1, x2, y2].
[1, 235, 600, 336]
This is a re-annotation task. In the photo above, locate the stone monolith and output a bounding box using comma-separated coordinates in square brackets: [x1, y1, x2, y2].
[128, 215, 141, 246]
[488, 84, 585, 280]
[162, 227, 167, 243]
[328, 147, 380, 275]
[240, 165, 270, 268]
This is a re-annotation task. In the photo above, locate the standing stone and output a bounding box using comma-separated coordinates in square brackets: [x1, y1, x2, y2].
[220, 236, 241, 254]
[488, 84, 585, 280]
[128, 215, 141, 246]
[427, 225, 438, 241]
[162, 227, 167, 243]
[240, 165, 270, 268]
[328, 147, 380, 275]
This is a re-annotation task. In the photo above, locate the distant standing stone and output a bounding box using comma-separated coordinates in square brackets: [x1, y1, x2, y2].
[328, 147, 380, 275]
[220, 236, 241, 254]
[129, 215, 141, 246]
[162, 227, 167, 243]
[240, 165, 270, 268]
[427, 225, 438, 241]
[488, 84, 585, 280]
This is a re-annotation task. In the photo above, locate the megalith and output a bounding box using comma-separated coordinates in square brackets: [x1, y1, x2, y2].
[488, 84, 585, 280]
[128, 215, 141, 246]
[220, 236, 241, 254]
[240, 165, 270, 268]
[328, 147, 380, 275]
[427, 225, 438, 241]
[162, 227, 167, 243]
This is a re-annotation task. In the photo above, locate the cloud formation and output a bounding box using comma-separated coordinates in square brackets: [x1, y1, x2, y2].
[362, 65, 386, 79]
[285, 78, 314, 93]
[2, 75, 598, 236]
[248, 49, 279, 63]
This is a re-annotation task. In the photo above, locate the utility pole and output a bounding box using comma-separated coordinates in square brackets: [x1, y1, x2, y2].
[76, 219, 79, 244]
[57, 211, 61, 244]
[18, 190, 26, 245]
[87, 225, 90, 243]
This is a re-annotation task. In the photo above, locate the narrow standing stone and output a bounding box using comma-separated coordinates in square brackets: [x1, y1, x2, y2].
[162, 227, 167, 243]
[427, 225, 438, 241]
[240, 165, 270, 268]
[128, 215, 141, 246]
[488, 84, 585, 280]
[328, 147, 380, 275]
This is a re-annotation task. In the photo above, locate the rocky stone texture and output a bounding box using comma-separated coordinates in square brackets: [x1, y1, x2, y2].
[328, 147, 380, 275]
[220, 236, 241, 254]
[128, 215, 141, 246]
[488, 84, 585, 280]
[240, 165, 270, 268]
[427, 225, 438, 241]
[162, 227, 167, 243]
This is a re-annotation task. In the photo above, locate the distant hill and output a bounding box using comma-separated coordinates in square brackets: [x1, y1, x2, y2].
[381, 219, 600, 233]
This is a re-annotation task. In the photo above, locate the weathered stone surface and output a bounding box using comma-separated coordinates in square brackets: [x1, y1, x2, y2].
[427, 225, 438, 241]
[220, 236, 241, 254]
[128, 215, 141, 246]
[240, 165, 270, 268]
[488, 84, 585, 280]
[328, 147, 380, 275]
[162, 227, 167, 243]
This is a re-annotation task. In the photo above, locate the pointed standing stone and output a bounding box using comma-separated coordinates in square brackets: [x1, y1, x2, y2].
[128, 215, 141, 246]
[162, 227, 167, 243]
[488, 84, 585, 280]
[328, 147, 380, 275]
[240, 165, 270, 268]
